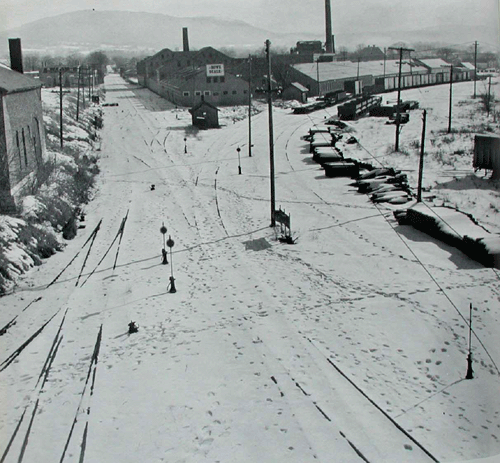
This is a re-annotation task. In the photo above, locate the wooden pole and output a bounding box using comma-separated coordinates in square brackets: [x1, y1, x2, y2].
[248, 55, 252, 157]
[487, 75, 492, 116]
[76, 66, 81, 121]
[417, 109, 427, 202]
[265, 39, 276, 227]
[388, 46, 414, 152]
[448, 65, 453, 133]
[59, 68, 63, 148]
[473, 41, 478, 98]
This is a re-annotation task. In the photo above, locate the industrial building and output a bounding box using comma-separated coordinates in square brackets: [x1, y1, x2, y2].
[289, 58, 474, 97]
[0, 63, 46, 213]
[137, 29, 249, 106]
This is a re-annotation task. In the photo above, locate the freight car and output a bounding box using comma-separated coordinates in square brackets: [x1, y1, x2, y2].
[337, 95, 382, 120]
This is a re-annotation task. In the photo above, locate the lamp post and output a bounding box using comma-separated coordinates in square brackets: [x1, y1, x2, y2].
[237, 147, 242, 175]
[166, 235, 176, 293]
[466, 303, 474, 379]
[160, 223, 168, 265]
[184, 137, 187, 154]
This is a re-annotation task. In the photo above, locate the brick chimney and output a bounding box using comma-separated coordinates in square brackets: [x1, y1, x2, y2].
[9, 38, 23, 73]
[325, 0, 334, 53]
[182, 27, 189, 52]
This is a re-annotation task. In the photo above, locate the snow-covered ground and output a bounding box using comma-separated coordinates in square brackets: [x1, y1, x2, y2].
[0, 74, 499, 463]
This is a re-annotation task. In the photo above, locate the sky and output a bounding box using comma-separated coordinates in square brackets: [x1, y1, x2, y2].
[1, 0, 499, 38]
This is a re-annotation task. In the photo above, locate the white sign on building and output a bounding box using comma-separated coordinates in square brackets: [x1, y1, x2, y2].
[206, 64, 225, 77]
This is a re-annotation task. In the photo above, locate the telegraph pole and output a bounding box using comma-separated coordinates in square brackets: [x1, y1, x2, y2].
[265, 39, 276, 227]
[248, 55, 252, 157]
[417, 110, 427, 202]
[76, 66, 81, 121]
[487, 75, 492, 116]
[448, 65, 453, 133]
[473, 41, 478, 98]
[59, 67, 63, 148]
[466, 303, 474, 379]
[388, 46, 414, 152]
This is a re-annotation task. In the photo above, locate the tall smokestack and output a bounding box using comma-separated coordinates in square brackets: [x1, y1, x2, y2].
[9, 38, 24, 73]
[182, 27, 190, 52]
[325, 0, 333, 54]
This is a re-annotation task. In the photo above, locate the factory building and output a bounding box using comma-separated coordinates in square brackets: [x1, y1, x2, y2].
[137, 30, 249, 106]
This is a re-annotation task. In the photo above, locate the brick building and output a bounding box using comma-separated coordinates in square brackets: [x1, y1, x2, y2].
[0, 64, 46, 213]
[137, 46, 249, 106]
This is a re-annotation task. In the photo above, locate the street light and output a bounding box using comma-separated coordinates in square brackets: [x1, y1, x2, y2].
[237, 147, 242, 174]
[160, 222, 168, 265]
[166, 235, 176, 293]
[184, 137, 187, 154]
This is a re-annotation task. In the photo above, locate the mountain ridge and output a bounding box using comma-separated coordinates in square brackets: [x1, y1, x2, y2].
[0, 10, 497, 56]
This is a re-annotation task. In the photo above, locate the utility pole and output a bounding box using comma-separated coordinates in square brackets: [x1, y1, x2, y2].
[383, 47, 387, 78]
[265, 39, 276, 227]
[356, 57, 360, 80]
[76, 66, 81, 121]
[248, 55, 252, 157]
[316, 59, 320, 96]
[417, 109, 427, 202]
[59, 67, 63, 148]
[82, 67, 86, 110]
[388, 46, 414, 152]
[466, 303, 474, 379]
[448, 65, 453, 133]
[473, 41, 478, 98]
[487, 75, 492, 117]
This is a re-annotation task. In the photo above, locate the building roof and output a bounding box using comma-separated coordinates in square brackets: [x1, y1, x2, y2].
[293, 59, 427, 82]
[189, 100, 219, 113]
[415, 58, 451, 70]
[461, 62, 476, 71]
[289, 82, 309, 92]
[0, 64, 42, 94]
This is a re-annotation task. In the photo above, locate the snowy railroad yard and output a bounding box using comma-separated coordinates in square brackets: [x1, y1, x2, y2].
[1, 73, 499, 462]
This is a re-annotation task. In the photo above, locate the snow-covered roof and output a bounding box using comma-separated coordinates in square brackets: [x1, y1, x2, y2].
[290, 82, 309, 92]
[293, 60, 427, 82]
[415, 58, 451, 70]
[0, 65, 42, 94]
[461, 62, 476, 71]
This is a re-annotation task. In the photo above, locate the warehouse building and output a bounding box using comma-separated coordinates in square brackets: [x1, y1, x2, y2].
[137, 31, 249, 107]
[289, 58, 472, 97]
[0, 64, 46, 213]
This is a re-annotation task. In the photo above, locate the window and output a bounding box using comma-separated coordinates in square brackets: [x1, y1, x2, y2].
[220, 76, 225, 83]
[206, 77, 211, 83]
[232, 90, 237, 94]
[195, 91, 201, 96]
[183, 91, 190, 97]
[213, 92, 219, 96]
[204, 91, 210, 96]
[213, 76, 218, 83]
[243, 90, 248, 94]
[22, 128, 28, 166]
[16, 131, 22, 167]
[223, 91, 228, 95]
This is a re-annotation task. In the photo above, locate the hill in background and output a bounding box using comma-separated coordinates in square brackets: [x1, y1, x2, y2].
[0, 10, 498, 57]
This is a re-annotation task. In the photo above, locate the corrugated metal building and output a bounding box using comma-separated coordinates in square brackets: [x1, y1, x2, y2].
[290, 59, 472, 97]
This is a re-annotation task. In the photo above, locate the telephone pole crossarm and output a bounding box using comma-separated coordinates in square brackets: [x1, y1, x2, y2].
[388, 47, 414, 152]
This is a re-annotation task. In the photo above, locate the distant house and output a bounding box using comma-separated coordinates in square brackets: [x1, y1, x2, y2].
[353, 45, 386, 62]
[0, 64, 46, 213]
[189, 99, 219, 129]
[282, 82, 309, 103]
